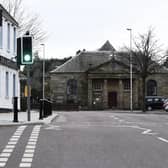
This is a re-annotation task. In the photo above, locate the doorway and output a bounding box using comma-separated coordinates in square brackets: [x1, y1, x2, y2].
[108, 92, 117, 108]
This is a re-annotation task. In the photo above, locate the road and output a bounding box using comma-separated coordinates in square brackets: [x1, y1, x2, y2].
[1, 111, 168, 167]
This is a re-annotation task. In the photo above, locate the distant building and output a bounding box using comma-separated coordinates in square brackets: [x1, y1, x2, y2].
[0, 5, 20, 111]
[50, 41, 168, 110]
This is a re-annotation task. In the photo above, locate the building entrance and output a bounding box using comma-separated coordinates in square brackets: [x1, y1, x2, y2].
[108, 92, 117, 108]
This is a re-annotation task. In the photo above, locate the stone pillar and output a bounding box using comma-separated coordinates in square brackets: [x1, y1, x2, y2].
[88, 79, 92, 109]
[103, 79, 108, 109]
[119, 79, 123, 109]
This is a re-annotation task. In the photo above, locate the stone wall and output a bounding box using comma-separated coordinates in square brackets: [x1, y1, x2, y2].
[50, 73, 88, 107]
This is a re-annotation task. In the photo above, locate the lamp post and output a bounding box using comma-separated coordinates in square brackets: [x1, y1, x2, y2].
[41, 44, 45, 100]
[126, 28, 133, 112]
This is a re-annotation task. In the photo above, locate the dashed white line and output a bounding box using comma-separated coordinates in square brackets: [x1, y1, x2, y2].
[19, 125, 41, 168]
[19, 163, 31, 167]
[21, 158, 33, 162]
[0, 125, 27, 167]
[0, 158, 8, 162]
[23, 153, 34, 158]
[158, 137, 168, 143]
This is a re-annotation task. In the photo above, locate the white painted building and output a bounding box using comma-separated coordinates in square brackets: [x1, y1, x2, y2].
[0, 4, 20, 111]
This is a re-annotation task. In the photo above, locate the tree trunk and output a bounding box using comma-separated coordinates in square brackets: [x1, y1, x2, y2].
[141, 77, 146, 112]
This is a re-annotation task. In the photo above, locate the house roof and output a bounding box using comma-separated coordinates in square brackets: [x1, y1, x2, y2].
[98, 40, 116, 52]
[51, 41, 115, 73]
[50, 51, 113, 73]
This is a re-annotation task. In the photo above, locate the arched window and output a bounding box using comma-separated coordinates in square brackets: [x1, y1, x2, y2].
[147, 80, 157, 96]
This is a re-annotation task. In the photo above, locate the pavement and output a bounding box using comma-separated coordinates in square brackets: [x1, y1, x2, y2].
[0, 110, 58, 126]
[105, 109, 168, 114]
[0, 109, 166, 126]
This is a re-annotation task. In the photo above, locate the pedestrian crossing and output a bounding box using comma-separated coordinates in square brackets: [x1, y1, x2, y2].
[0, 125, 41, 168]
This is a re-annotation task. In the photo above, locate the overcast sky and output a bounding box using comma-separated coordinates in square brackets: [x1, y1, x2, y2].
[23, 0, 168, 59]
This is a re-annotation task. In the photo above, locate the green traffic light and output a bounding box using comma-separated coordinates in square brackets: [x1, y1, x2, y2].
[24, 54, 31, 62]
[21, 36, 33, 65]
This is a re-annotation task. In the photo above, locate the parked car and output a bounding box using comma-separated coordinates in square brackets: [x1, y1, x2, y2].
[145, 96, 166, 111]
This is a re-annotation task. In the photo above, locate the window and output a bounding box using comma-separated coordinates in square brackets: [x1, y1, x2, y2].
[13, 74, 16, 97]
[123, 79, 130, 90]
[93, 80, 103, 90]
[67, 79, 77, 95]
[66, 79, 78, 103]
[5, 72, 9, 97]
[7, 23, 10, 51]
[13, 27, 16, 53]
[147, 80, 157, 96]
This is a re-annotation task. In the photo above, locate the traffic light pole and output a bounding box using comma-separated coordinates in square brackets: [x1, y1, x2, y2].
[27, 66, 31, 121]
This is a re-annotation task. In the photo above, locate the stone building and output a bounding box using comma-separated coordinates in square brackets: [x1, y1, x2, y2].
[50, 41, 168, 110]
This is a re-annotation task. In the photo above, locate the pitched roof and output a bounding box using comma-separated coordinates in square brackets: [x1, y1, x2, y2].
[50, 41, 116, 73]
[98, 40, 115, 52]
[50, 51, 113, 73]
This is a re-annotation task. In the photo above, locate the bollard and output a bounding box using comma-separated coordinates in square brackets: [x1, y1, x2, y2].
[13, 97, 18, 122]
[39, 99, 43, 120]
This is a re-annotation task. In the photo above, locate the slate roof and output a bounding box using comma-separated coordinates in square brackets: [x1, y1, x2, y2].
[51, 41, 115, 73]
[98, 40, 116, 52]
[51, 51, 113, 73]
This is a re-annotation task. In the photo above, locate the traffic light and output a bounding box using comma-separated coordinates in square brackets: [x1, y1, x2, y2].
[22, 36, 33, 64]
[0, 10, 2, 27]
[17, 36, 33, 65]
[17, 37, 21, 67]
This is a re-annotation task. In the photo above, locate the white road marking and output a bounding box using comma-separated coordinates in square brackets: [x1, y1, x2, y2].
[10, 138, 19, 141]
[0, 162, 6, 167]
[142, 129, 157, 135]
[21, 158, 33, 162]
[5, 145, 15, 149]
[8, 141, 17, 145]
[23, 153, 34, 158]
[45, 125, 61, 130]
[0, 153, 11, 157]
[2, 149, 13, 153]
[0, 158, 8, 162]
[158, 137, 168, 143]
[26, 145, 36, 149]
[29, 138, 37, 142]
[28, 142, 36, 145]
[0, 126, 27, 167]
[19, 125, 41, 168]
[19, 163, 31, 167]
[25, 149, 34, 153]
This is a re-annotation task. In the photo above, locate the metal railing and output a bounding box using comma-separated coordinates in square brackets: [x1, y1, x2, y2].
[39, 99, 52, 119]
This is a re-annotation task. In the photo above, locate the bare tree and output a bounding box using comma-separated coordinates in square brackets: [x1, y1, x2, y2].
[119, 29, 162, 111]
[0, 0, 47, 44]
[132, 29, 162, 111]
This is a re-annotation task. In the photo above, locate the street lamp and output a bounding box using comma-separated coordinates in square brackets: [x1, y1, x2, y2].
[41, 44, 45, 100]
[126, 28, 133, 112]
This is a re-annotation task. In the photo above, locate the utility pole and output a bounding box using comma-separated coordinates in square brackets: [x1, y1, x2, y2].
[127, 28, 133, 112]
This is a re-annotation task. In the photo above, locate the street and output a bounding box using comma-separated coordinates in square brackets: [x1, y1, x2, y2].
[1, 111, 168, 167]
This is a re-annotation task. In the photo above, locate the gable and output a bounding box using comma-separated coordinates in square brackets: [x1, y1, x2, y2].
[88, 59, 130, 74]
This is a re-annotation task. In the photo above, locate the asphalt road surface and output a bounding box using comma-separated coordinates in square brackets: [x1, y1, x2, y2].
[1, 111, 168, 167]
